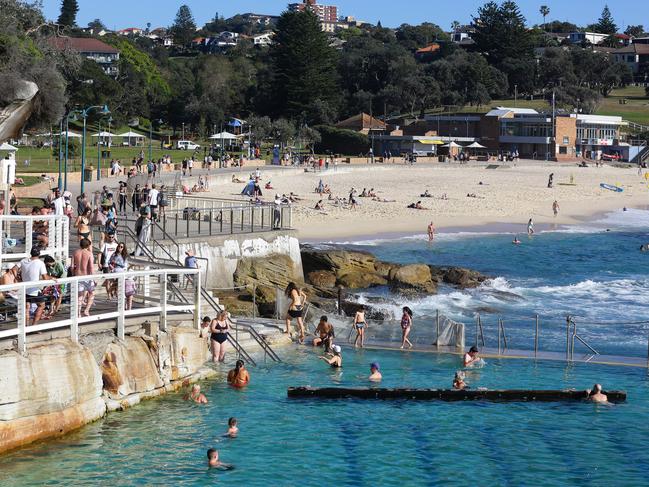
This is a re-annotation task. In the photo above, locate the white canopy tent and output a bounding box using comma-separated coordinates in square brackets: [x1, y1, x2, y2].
[0, 142, 18, 151]
[117, 130, 146, 147]
[91, 131, 116, 147]
[209, 131, 237, 147]
[441, 141, 462, 148]
[466, 142, 486, 149]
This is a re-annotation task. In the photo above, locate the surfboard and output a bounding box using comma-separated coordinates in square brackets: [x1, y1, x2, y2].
[600, 183, 623, 192]
[558, 183, 577, 186]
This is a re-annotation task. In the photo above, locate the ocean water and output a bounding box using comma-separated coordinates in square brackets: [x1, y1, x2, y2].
[1, 347, 648, 487]
[339, 208, 649, 358]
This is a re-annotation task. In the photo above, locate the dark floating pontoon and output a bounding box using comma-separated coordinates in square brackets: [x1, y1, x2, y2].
[287, 387, 627, 403]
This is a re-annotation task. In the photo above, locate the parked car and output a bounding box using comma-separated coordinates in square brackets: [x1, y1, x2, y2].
[176, 140, 200, 150]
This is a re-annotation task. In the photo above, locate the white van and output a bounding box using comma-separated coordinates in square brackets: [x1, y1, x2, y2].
[176, 140, 200, 150]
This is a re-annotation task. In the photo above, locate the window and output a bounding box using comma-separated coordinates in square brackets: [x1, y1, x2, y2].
[563, 136, 570, 144]
[559, 146, 568, 154]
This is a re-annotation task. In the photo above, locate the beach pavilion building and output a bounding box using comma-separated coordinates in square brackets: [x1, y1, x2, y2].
[374, 107, 642, 162]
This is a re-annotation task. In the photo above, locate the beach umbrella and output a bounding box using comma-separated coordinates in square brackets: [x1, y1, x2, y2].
[209, 132, 237, 140]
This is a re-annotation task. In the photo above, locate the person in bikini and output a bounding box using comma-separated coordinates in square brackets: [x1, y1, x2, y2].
[74, 207, 92, 243]
[353, 305, 367, 348]
[227, 360, 250, 387]
[400, 306, 413, 349]
[210, 311, 229, 362]
[285, 282, 307, 343]
[320, 345, 342, 368]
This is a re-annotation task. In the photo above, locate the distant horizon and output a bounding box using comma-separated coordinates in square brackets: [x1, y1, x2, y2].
[41, 0, 649, 32]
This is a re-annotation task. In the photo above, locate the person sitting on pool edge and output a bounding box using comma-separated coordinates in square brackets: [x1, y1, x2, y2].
[463, 346, 482, 367]
[227, 360, 250, 388]
[312, 315, 335, 352]
[184, 384, 208, 404]
[319, 345, 342, 368]
[587, 384, 608, 403]
[369, 362, 382, 382]
[226, 417, 239, 438]
[453, 371, 468, 390]
[207, 449, 233, 470]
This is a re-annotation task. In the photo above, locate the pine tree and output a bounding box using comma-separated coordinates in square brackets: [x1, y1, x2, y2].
[267, 10, 340, 122]
[57, 0, 78, 27]
[472, 1, 532, 65]
[594, 5, 617, 35]
[170, 4, 197, 47]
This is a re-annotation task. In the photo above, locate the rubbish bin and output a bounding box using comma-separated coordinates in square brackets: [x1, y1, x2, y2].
[83, 167, 93, 182]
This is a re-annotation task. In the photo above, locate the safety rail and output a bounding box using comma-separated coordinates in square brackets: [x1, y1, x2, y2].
[119, 222, 282, 365]
[0, 215, 69, 269]
[0, 267, 201, 354]
[154, 204, 292, 239]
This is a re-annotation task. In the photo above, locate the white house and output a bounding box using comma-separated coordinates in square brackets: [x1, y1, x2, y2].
[569, 31, 609, 45]
[253, 32, 274, 46]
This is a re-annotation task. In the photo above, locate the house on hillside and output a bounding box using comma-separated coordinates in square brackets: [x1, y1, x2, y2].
[241, 13, 279, 26]
[148, 28, 173, 47]
[613, 43, 649, 76]
[569, 31, 608, 45]
[415, 43, 441, 60]
[48, 37, 120, 77]
[253, 32, 274, 46]
[336, 113, 386, 135]
[117, 27, 143, 37]
[451, 25, 475, 44]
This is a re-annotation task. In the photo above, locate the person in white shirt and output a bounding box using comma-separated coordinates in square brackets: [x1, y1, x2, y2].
[52, 188, 65, 216]
[20, 248, 50, 326]
[148, 184, 159, 220]
[187, 158, 193, 175]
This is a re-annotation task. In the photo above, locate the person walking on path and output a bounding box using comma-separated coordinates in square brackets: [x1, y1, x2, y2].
[71, 238, 95, 317]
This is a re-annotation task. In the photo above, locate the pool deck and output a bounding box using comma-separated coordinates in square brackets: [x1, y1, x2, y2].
[340, 340, 649, 369]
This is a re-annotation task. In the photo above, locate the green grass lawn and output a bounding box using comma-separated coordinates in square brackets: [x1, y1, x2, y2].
[595, 86, 649, 127]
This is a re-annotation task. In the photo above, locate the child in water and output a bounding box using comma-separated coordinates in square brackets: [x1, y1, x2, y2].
[226, 417, 239, 438]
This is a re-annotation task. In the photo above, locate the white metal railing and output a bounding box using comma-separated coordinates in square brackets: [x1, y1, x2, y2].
[0, 267, 202, 354]
[0, 215, 69, 269]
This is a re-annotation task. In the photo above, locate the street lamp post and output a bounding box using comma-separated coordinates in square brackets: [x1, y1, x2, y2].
[79, 104, 110, 194]
[97, 119, 101, 181]
[58, 118, 64, 190]
[149, 121, 153, 162]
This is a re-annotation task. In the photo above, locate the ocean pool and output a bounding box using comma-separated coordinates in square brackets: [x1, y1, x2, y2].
[1, 346, 648, 486]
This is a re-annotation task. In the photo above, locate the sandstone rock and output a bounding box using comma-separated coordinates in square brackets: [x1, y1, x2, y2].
[218, 293, 256, 317]
[301, 248, 376, 275]
[169, 326, 209, 380]
[101, 337, 163, 399]
[233, 254, 302, 290]
[442, 267, 488, 288]
[375, 261, 400, 278]
[337, 271, 387, 289]
[306, 270, 337, 288]
[388, 264, 437, 294]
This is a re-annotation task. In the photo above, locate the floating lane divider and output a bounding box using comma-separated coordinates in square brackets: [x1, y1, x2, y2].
[600, 183, 624, 192]
[287, 387, 627, 403]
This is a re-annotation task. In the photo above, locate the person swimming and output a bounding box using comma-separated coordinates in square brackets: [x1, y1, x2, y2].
[453, 371, 468, 390]
[369, 362, 382, 382]
[587, 383, 608, 403]
[463, 346, 482, 367]
[320, 345, 342, 367]
[207, 449, 233, 470]
[184, 384, 208, 404]
[512, 236, 521, 245]
[226, 417, 239, 438]
[227, 360, 250, 388]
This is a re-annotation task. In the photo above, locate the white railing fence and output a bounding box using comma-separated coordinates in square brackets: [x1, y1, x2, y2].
[0, 267, 201, 354]
[0, 215, 69, 269]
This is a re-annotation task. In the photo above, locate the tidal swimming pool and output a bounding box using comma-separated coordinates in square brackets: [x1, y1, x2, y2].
[1, 347, 648, 486]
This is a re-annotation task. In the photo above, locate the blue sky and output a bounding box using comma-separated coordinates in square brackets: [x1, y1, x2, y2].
[42, 0, 648, 31]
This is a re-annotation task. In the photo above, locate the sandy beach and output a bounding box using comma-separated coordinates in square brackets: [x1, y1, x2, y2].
[213, 161, 649, 240]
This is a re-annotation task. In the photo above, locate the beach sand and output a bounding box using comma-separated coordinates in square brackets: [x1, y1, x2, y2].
[212, 162, 649, 240]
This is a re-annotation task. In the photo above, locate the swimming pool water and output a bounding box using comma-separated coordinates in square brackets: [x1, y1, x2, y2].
[1, 346, 648, 486]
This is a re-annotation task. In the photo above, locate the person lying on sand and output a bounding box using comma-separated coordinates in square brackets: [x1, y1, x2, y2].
[373, 197, 396, 202]
[407, 201, 428, 210]
[314, 200, 324, 211]
[420, 189, 432, 197]
[368, 188, 377, 197]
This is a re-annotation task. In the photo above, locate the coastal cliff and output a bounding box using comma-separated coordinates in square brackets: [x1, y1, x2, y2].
[0, 325, 212, 454]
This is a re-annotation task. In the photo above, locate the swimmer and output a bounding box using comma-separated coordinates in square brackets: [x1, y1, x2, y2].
[512, 236, 521, 245]
[463, 346, 481, 367]
[226, 417, 239, 438]
[453, 371, 468, 390]
[184, 384, 208, 404]
[207, 449, 233, 470]
[320, 344, 342, 367]
[369, 362, 382, 382]
[313, 315, 334, 351]
[587, 383, 608, 403]
[227, 360, 250, 388]
[427, 221, 435, 242]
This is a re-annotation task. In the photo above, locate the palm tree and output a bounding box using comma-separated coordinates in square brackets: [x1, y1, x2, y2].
[451, 20, 460, 32]
[540, 5, 550, 31]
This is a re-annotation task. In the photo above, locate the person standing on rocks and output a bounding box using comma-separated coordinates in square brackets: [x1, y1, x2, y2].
[285, 282, 307, 343]
[353, 305, 367, 348]
[400, 306, 413, 349]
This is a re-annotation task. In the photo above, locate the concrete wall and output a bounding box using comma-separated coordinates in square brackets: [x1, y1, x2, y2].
[170, 231, 303, 289]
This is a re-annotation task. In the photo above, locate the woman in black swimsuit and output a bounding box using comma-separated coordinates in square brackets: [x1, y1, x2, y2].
[210, 311, 229, 362]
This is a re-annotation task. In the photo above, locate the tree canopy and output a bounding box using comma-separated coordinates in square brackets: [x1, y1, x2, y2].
[593, 5, 617, 35]
[170, 5, 197, 47]
[57, 0, 78, 27]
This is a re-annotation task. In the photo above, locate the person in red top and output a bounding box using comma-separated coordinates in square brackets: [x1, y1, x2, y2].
[71, 238, 95, 316]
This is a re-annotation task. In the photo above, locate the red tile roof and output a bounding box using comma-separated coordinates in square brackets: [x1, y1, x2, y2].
[48, 37, 119, 54]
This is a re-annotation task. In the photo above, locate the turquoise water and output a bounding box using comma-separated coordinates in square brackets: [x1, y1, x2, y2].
[341, 209, 649, 357]
[1, 347, 649, 486]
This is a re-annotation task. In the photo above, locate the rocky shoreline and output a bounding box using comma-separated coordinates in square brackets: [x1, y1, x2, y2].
[221, 245, 489, 321]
